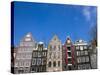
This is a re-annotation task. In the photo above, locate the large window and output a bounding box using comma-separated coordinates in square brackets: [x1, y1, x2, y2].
[58, 61, 60, 67]
[68, 59, 72, 64]
[26, 62, 29, 66]
[37, 58, 41, 65]
[80, 46, 83, 50]
[67, 47, 71, 50]
[32, 59, 36, 65]
[53, 61, 56, 67]
[84, 46, 87, 50]
[43, 52, 46, 57]
[76, 46, 79, 50]
[48, 61, 51, 67]
[33, 52, 37, 57]
[82, 57, 85, 63]
[68, 52, 71, 57]
[77, 51, 80, 56]
[77, 58, 81, 63]
[85, 51, 88, 55]
[38, 52, 41, 57]
[15, 61, 18, 67]
[81, 51, 84, 55]
[40, 45, 43, 50]
[32, 67, 35, 72]
[85, 56, 89, 62]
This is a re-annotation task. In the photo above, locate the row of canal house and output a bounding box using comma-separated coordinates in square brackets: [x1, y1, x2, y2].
[12, 33, 94, 74]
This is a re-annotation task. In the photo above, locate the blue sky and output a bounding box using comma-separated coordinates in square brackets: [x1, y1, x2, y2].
[13, 1, 97, 46]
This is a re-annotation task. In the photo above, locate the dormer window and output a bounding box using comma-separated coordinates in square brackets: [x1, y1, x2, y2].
[26, 34, 31, 37]
[67, 40, 71, 44]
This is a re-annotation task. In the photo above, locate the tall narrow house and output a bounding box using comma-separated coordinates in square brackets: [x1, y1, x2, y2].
[31, 42, 47, 72]
[62, 36, 76, 70]
[47, 35, 62, 72]
[14, 33, 37, 73]
[74, 39, 91, 70]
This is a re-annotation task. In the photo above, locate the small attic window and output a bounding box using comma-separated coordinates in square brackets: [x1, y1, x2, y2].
[26, 34, 31, 37]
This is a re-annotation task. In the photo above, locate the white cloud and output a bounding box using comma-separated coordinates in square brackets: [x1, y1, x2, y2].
[83, 7, 91, 21]
[82, 7, 97, 22]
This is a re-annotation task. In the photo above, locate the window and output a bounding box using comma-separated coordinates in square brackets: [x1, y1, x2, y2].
[86, 64, 90, 69]
[33, 52, 37, 57]
[84, 46, 87, 49]
[53, 61, 56, 67]
[80, 46, 83, 50]
[37, 58, 41, 65]
[32, 67, 35, 72]
[32, 59, 36, 65]
[76, 46, 79, 50]
[85, 51, 88, 55]
[68, 52, 71, 57]
[38, 52, 41, 57]
[43, 59, 46, 65]
[15, 61, 18, 67]
[82, 64, 86, 69]
[68, 66, 71, 70]
[82, 57, 85, 62]
[81, 51, 84, 55]
[42, 52, 44, 56]
[68, 59, 72, 64]
[67, 47, 71, 50]
[38, 45, 41, 51]
[58, 61, 60, 67]
[43, 52, 46, 56]
[77, 58, 81, 63]
[48, 61, 51, 67]
[77, 51, 80, 56]
[26, 62, 29, 66]
[40, 46, 43, 50]
[85, 56, 89, 62]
